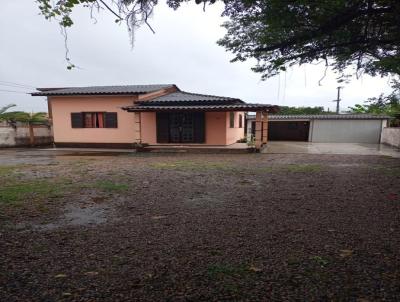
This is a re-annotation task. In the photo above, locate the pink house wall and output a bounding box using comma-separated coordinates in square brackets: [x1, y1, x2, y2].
[225, 112, 245, 145]
[50, 95, 244, 146]
[50, 96, 137, 143]
[205, 112, 227, 145]
[141, 112, 157, 144]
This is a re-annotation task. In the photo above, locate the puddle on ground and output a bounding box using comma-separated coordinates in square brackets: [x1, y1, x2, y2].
[16, 203, 111, 231]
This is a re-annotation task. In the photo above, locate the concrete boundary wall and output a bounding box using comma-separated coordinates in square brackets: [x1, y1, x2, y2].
[0, 123, 53, 147]
[381, 127, 400, 148]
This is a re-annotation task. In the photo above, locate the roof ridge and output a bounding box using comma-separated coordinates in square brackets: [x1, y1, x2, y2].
[37, 84, 175, 89]
[32, 84, 177, 96]
[178, 90, 239, 100]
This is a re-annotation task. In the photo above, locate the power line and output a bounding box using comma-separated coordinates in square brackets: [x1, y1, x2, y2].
[0, 89, 30, 94]
[0, 83, 33, 90]
[0, 80, 36, 89]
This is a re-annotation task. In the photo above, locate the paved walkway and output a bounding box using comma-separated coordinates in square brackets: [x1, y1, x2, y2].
[263, 142, 400, 158]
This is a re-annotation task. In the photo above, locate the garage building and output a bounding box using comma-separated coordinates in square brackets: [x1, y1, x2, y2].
[246, 114, 390, 143]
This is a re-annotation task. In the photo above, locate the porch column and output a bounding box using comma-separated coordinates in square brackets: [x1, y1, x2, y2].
[262, 111, 268, 145]
[134, 112, 141, 144]
[255, 111, 262, 150]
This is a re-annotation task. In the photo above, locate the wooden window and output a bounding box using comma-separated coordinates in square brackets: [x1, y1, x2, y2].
[156, 112, 169, 143]
[70, 112, 117, 128]
[239, 114, 243, 128]
[104, 112, 118, 128]
[71, 113, 83, 128]
[193, 112, 205, 143]
[229, 112, 235, 128]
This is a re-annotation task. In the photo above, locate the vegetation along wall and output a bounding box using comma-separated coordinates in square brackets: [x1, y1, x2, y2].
[0, 122, 53, 147]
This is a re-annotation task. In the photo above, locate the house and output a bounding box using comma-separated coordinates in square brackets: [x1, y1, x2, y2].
[246, 114, 390, 143]
[32, 85, 278, 150]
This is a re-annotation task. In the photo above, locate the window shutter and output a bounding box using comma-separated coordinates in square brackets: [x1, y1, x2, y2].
[71, 113, 83, 128]
[193, 112, 205, 143]
[229, 112, 235, 128]
[105, 112, 118, 128]
[156, 112, 169, 143]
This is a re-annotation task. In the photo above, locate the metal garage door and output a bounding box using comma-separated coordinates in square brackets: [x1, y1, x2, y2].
[311, 120, 382, 143]
[268, 121, 310, 141]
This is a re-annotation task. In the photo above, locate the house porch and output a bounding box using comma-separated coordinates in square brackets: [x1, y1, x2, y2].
[124, 107, 274, 152]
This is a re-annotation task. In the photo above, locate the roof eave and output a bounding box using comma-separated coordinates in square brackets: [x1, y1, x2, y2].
[122, 105, 279, 113]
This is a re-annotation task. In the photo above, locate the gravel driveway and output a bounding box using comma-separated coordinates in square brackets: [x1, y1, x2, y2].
[1, 151, 399, 301]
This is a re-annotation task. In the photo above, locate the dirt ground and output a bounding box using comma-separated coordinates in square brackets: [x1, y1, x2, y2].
[1, 150, 400, 301]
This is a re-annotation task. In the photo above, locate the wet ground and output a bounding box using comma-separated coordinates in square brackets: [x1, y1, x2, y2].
[1, 149, 400, 301]
[264, 142, 400, 157]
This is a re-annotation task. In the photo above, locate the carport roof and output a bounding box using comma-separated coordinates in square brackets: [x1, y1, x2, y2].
[247, 114, 391, 120]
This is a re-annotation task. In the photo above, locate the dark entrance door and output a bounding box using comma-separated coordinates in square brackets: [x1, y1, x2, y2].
[169, 113, 195, 143]
[156, 112, 205, 143]
[268, 121, 310, 141]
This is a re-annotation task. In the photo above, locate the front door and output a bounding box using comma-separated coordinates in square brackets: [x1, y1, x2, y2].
[156, 112, 205, 144]
[169, 113, 195, 143]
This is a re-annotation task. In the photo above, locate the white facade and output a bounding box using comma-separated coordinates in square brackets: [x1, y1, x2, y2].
[310, 119, 386, 143]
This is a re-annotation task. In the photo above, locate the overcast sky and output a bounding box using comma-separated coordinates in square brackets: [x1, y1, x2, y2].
[0, 1, 393, 113]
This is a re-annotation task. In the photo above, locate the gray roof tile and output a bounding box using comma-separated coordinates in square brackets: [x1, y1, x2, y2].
[138, 91, 244, 104]
[31, 84, 176, 96]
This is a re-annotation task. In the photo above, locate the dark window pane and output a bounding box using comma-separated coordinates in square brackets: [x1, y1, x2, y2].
[230, 112, 234, 128]
[156, 112, 169, 143]
[193, 112, 205, 143]
[105, 112, 118, 128]
[71, 113, 83, 128]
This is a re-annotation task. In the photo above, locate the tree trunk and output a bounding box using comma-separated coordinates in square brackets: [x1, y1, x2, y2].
[29, 123, 35, 146]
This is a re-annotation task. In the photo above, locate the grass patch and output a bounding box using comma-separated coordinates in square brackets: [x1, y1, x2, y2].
[256, 166, 275, 173]
[0, 180, 63, 205]
[0, 165, 26, 177]
[256, 164, 322, 173]
[373, 165, 400, 177]
[310, 256, 329, 267]
[151, 160, 233, 171]
[94, 180, 129, 192]
[284, 164, 323, 173]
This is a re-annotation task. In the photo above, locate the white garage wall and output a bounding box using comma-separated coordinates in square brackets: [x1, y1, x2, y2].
[311, 120, 383, 143]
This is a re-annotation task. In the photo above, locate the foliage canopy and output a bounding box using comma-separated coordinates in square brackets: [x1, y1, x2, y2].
[275, 106, 330, 115]
[349, 83, 400, 125]
[36, 0, 400, 83]
[0, 104, 48, 124]
[218, 0, 400, 81]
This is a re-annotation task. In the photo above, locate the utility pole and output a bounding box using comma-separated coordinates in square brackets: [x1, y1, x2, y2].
[333, 86, 343, 114]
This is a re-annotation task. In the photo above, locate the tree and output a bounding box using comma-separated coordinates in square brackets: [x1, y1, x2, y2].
[0, 108, 49, 145]
[37, 0, 400, 84]
[349, 85, 400, 126]
[218, 0, 400, 81]
[0, 111, 48, 124]
[275, 106, 329, 115]
[0, 104, 16, 117]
